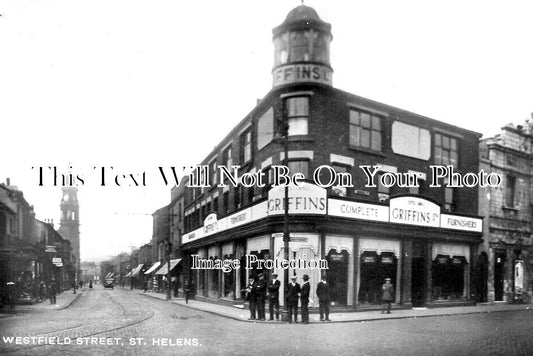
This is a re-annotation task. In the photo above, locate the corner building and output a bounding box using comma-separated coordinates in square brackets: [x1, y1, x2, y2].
[180, 5, 483, 309]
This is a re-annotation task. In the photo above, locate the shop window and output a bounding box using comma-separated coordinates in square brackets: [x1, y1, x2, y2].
[325, 250, 349, 305]
[358, 251, 397, 305]
[223, 252, 235, 299]
[349, 109, 382, 152]
[432, 255, 467, 300]
[434, 133, 458, 167]
[286, 97, 309, 136]
[247, 249, 271, 279]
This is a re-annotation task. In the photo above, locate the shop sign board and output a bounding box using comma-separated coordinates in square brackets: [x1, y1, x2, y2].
[267, 182, 327, 216]
[389, 196, 440, 228]
[440, 214, 482, 232]
[45, 245, 56, 253]
[52, 258, 62, 264]
[328, 199, 389, 222]
[272, 63, 332, 87]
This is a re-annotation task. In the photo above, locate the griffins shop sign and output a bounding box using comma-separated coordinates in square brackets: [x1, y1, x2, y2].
[267, 182, 327, 216]
[272, 64, 333, 87]
[389, 196, 440, 228]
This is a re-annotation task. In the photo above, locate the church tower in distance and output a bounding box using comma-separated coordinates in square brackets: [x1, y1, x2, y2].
[58, 186, 80, 280]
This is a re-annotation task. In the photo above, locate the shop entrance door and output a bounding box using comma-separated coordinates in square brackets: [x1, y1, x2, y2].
[326, 250, 349, 306]
[411, 257, 426, 307]
[494, 250, 506, 301]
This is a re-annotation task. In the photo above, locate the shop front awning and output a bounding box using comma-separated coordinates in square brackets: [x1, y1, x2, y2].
[144, 261, 161, 275]
[130, 264, 144, 277]
[155, 259, 182, 275]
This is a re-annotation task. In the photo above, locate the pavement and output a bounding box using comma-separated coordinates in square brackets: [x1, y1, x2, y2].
[0, 288, 81, 317]
[136, 289, 532, 323]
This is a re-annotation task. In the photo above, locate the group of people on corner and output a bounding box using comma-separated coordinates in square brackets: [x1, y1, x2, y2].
[242, 273, 332, 323]
[242, 274, 395, 322]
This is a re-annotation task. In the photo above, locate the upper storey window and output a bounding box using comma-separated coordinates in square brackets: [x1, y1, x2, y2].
[349, 109, 382, 152]
[434, 133, 458, 167]
[240, 129, 252, 164]
[286, 97, 309, 136]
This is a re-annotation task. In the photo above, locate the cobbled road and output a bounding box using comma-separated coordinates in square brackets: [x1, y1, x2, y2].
[1, 286, 532, 355]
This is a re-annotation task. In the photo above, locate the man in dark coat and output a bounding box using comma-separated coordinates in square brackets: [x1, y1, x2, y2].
[287, 275, 300, 323]
[267, 273, 281, 321]
[381, 277, 395, 314]
[48, 278, 57, 305]
[254, 273, 267, 321]
[300, 274, 310, 324]
[243, 277, 257, 320]
[316, 275, 331, 321]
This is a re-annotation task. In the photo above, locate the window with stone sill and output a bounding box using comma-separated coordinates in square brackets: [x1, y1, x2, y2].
[286, 97, 309, 136]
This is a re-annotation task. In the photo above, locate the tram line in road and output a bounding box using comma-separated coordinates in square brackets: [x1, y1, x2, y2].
[1, 289, 155, 355]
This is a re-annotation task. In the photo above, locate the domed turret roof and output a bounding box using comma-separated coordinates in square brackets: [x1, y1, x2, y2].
[273, 5, 331, 37]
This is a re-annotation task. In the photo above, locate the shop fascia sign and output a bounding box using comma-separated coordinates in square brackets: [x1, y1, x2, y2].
[272, 63, 332, 88]
[45, 245, 56, 253]
[267, 182, 327, 216]
[183, 189, 482, 245]
[329, 196, 482, 232]
[389, 196, 440, 228]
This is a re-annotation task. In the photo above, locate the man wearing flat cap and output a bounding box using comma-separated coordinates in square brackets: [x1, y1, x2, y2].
[381, 277, 394, 314]
[287, 275, 301, 323]
[300, 274, 311, 324]
[268, 273, 281, 321]
[254, 273, 267, 321]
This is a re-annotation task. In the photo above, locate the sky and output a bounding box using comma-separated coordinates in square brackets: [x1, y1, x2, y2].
[1, 0, 532, 262]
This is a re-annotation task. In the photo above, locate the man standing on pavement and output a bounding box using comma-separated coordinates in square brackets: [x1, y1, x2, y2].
[243, 277, 257, 320]
[48, 278, 57, 305]
[267, 273, 280, 321]
[316, 275, 331, 321]
[254, 273, 267, 321]
[287, 275, 300, 323]
[300, 274, 310, 324]
[381, 277, 394, 314]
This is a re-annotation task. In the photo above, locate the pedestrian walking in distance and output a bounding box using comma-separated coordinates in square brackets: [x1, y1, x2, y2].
[184, 280, 191, 304]
[316, 275, 331, 321]
[300, 274, 310, 324]
[381, 278, 394, 314]
[48, 278, 58, 305]
[267, 273, 280, 321]
[287, 275, 300, 323]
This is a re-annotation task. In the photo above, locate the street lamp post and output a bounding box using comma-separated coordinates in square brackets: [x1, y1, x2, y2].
[278, 103, 291, 322]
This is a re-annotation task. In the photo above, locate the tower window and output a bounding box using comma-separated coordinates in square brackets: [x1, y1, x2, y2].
[349, 109, 382, 152]
[286, 97, 309, 136]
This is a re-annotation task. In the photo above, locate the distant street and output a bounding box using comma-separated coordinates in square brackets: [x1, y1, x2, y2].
[1, 286, 532, 355]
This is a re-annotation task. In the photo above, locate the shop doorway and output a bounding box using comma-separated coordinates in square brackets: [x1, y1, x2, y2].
[358, 252, 397, 305]
[326, 249, 349, 306]
[411, 257, 426, 307]
[475, 252, 488, 303]
[494, 250, 506, 301]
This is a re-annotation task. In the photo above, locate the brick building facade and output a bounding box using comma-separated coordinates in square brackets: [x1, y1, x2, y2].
[174, 5, 485, 309]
